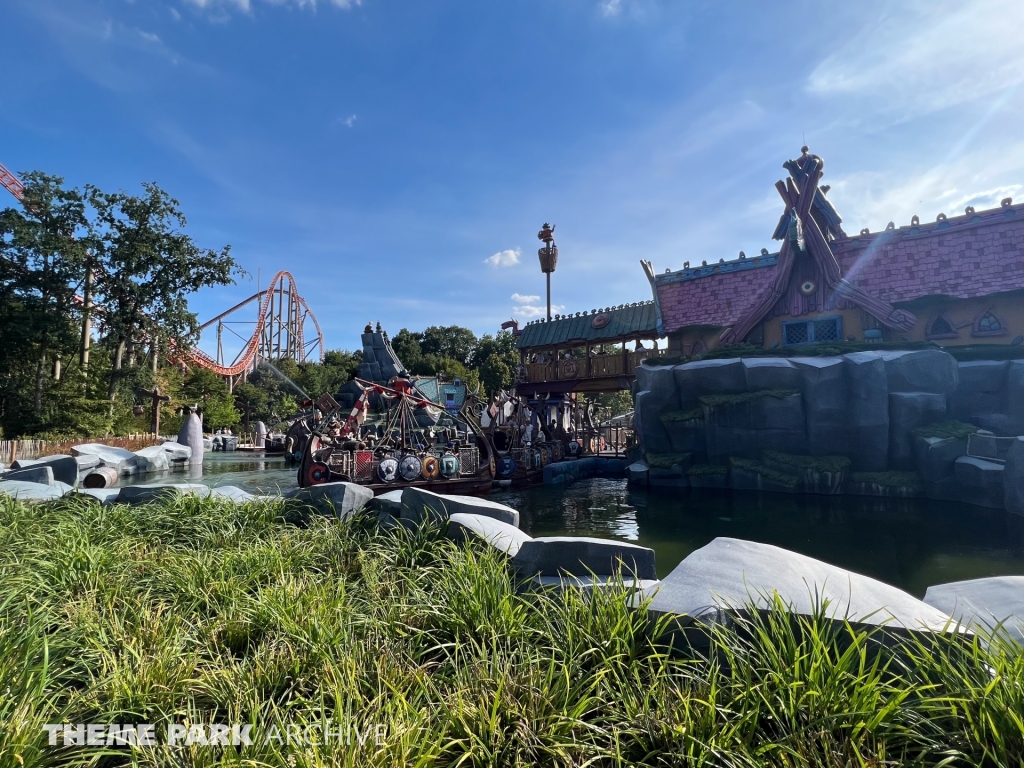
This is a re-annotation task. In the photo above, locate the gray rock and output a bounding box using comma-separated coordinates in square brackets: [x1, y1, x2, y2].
[924, 576, 1024, 644]
[648, 537, 955, 634]
[72, 443, 139, 475]
[0, 480, 71, 502]
[529, 574, 662, 593]
[447, 512, 532, 557]
[73, 454, 100, 471]
[791, 357, 848, 456]
[1004, 437, 1024, 517]
[843, 353, 889, 471]
[949, 361, 1008, 424]
[954, 456, 1005, 509]
[209, 485, 257, 503]
[158, 442, 192, 462]
[369, 489, 404, 525]
[400, 487, 520, 527]
[703, 392, 806, 461]
[741, 357, 801, 391]
[12, 454, 79, 486]
[77, 488, 122, 505]
[1005, 361, 1024, 430]
[674, 358, 747, 398]
[1, 465, 54, 485]
[888, 392, 946, 470]
[289, 481, 374, 519]
[626, 461, 649, 486]
[914, 435, 968, 483]
[178, 414, 205, 464]
[116, 484, 213, 504]
[511, 537, 657, 579]
[878, 349, 958, 395]
[663, 416, 706, 454]
[134, 445, 170, 473]
[634, 364, 680, 454]
[969, 431, 1000, 461]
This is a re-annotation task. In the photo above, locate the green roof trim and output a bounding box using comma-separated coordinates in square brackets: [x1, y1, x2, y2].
[516, 302, 659, 349]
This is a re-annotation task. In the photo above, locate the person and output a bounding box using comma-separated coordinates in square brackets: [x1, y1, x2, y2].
[634, 339, 644, 352]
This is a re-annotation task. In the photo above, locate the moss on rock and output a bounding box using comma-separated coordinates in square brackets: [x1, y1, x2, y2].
[762, 450, 851, 474]
[685, 463, 729, 477]
[729, 457, 801, 489]
[645, 453, 693, 469]
[660, 408, 704, 423]
[911, 420, 980, 441]
[698, 389, 799, 409]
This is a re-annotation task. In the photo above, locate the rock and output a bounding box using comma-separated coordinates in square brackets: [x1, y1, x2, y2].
[634, 364, 681, 454]
[529, 574, 662, 593]
[1004, 437, 1024, 517]
[116, 484, 213, 504]
[177, 414, 205, 465]
[954, 456, 1005, 509]
[924, 576, 1024, 644]
[969, 431, 1000, 461]
[888, 393, 946, 470]
[134, 445, 170, 473]
[741, 357, 801, 391]
[791, 357, 848, 457]
[1, 465, 54, 485]
[511, 536, 657, 579]
[72, 443, 139, 476]
[1004, 361, 1024, 434]
[209, 486, 256, 503]
[288, 481, 373, 519]
[400, 487, 519, 527]
[878, 349, 958, 395]
[12, 454, 79, 486]
[648, 537, 955, 635]
[369, 489, 403, 525]
[73, 454, 100, 472]
[949, 361, 1007, 424]
[843, 353, 889, 471]
[674, 358, 747, 398]
[77, 488, 121, 505]
[447, 512, 532, 557]
[627, 461, 649, 485]
[703, 392, 806, 461]
[0, 480, 70, 502]
[158, 442, 192, 462]
[914, 435, 968, 484]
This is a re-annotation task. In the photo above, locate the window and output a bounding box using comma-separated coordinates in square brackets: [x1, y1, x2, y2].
[926, 314, 958, 340]
[972, 310, 1007, 338]
[782, 315, 842, 346]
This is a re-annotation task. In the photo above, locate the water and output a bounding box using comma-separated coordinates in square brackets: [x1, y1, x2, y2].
[121, 459, 1024, 598]
[491, 479, 1024, 597]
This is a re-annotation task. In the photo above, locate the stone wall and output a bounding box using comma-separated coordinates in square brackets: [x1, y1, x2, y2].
[633, 350, 1024, 514]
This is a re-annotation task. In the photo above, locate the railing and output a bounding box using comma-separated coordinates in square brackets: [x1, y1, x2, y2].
[522, 349, 666, 385]
[1, 435, 162, 464]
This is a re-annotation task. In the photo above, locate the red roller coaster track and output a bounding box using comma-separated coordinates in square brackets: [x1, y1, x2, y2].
[1, 159, 323, 377]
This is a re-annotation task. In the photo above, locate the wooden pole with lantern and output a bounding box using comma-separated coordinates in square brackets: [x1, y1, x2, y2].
[537, 223, 558, 321]
[135, 387, 170, 435]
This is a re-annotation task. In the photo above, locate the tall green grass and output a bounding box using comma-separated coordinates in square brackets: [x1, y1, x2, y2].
[0, 493, 1021, 767]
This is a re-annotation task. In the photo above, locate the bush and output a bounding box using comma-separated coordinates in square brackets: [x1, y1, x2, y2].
[911, 420, 980, 441]
[699, 389, 799, 409]
[762, 449, 851, 473]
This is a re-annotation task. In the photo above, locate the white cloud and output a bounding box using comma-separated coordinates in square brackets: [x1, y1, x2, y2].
[600, 0, 622, 16]
[511, 293, 540, 304]
[170, 7, 181, 20]
[484, 248, 521, 268]
[183, 0, 360, 14]
[139, 30, 159, 43]
[807, 0, 1024, 120]
[514, 303, 565, 318]
[343, 114, 356, 128]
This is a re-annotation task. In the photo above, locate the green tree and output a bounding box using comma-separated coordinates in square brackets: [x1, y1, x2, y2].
[420, 325, 478, 366]
[390, 329, 424, 371]
[472, 331, 519, 397]
[181, 367, 239, 430]
[88, 183, 241, 400]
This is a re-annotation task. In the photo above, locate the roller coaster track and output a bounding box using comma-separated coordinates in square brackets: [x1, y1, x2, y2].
[2, 160, 323, 378]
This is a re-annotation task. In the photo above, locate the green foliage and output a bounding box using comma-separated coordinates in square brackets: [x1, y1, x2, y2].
[911, 420, 980, 441]
[660, 408, 704, 422]
[729, 456, 801, 488]
[685, 463, 729, 476]
[0, 495, 1022, 765]
[644, 452, 692, 468]
[762, 449, 852, 474]
[699, 388, 799, 408]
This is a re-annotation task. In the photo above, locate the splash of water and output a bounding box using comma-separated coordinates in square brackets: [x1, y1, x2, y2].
[258, 360, 312, 401]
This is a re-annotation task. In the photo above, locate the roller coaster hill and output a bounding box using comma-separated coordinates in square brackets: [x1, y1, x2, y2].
[1, 159, 324, 382]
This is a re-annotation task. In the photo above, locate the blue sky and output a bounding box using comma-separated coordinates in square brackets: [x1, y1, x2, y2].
[3, 0, 1023, 358]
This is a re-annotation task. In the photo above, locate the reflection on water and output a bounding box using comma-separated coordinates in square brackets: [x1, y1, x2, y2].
[491, 478, 1024, 596]
[117, 453, 297, 496]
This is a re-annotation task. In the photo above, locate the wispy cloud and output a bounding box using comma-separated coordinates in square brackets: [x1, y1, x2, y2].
[183, 0, 361, 15]
[511, 293, 539, 304]
[600, 0, 623, 16]
[342, 114, 356, 128]
[514, 303, 564, 318]
[484, 247, 521, 268]
[139, 30, 159, 43]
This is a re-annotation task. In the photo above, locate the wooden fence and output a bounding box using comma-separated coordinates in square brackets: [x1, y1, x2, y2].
[1, 435, 162, 464]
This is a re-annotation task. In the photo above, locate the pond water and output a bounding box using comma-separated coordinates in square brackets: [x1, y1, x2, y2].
[125, 458, 1024, 598]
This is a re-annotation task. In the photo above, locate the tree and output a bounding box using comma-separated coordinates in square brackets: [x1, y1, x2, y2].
[471, 331, 519, 397]
[88, 183, 241, 399]
[390, 329, 424, 371]
[420, 325, 478, 366]
[181, 367, 239, 430]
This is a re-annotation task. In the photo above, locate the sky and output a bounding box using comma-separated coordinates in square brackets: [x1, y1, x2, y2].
[2, 0, 1024, 360]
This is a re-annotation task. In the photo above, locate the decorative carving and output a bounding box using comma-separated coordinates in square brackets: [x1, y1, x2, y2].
[592, 313, 611, 329]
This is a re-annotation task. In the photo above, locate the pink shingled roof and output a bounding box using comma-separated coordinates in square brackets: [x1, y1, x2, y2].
[655, 203, 1024, 334]
[656, 265, 777, 333]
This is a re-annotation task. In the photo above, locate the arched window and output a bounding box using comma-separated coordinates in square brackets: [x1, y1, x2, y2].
[972, 309, 1007, 338]
[926, 314, 958, 340]
[690, 339, 707, 356]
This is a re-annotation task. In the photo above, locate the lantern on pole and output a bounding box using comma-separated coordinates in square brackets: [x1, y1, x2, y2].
[537, 223, 558, 321]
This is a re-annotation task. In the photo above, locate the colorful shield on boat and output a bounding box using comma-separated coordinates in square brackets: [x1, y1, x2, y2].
[399, 455, 422, 482]
[306, 461, 331, 486]
[421, 455, 440, 479]
[540, 446, 550, 466]
[440, 454, 460, 478]
[532, 449, 541, 468]
[497, 456, 516, 477]
[552, 442, 563, 461]
[567, 440, 580, 456]
[377, 457, 399, 483]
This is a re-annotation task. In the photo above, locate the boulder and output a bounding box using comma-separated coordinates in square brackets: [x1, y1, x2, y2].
[741, 357, 802, 391]
[209, 486, 256, 503]
[73, 454, 100, 472]
[674, 358, 747, 398]
[0, 480, 71, 502]
[1, 465, 54, 486]
[12, 454, 79, 486]
[177, 414, 205, 465]
[634, 364, 681, 454]
[133, 445, 170, 473]
[1004, 361, 1024, 432]
[1003, 437, 1024, 517]
[626, 461, 649, 485]
[914, 435, 968, 484]
[877, 349, 958, 395]
[791, 357, 848, 456]
[703, 392, 806, 461]
[924, 576, 1024, 644]
[529, 574, 662, 593]
[116, 484, 213, 504]
[447, 512, 532, 557]
[648, 537, 955, 634]
[288, 481, 373, 519]
[77, 488, 121, 505]
[400, 487, 519, 527]
[843, 353, 890, 470]
[158, 442, 192, 462]
[662, 415, 706, 455]
[888, 393, 946, 470]
[954, 456, 1005, 509]
[71, 443, 139, 476]
[511, 536, 657, 579]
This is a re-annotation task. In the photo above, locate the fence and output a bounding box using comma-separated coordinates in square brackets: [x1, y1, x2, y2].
[1, 435, 163, 464]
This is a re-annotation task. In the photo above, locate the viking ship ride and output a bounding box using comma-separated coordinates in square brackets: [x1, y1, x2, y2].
[295, 378, 495, 494]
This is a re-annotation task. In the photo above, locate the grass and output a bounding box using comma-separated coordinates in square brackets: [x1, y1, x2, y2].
[762, 449, 852, 474]
[0, 494, 1023, 766]
[698, 388, 799, 409]
[644, 452, 692, 469]
[912, 420, 981, 441]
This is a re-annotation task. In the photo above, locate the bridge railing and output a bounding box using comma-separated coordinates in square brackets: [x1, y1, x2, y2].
[522, 349, 667, 385]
